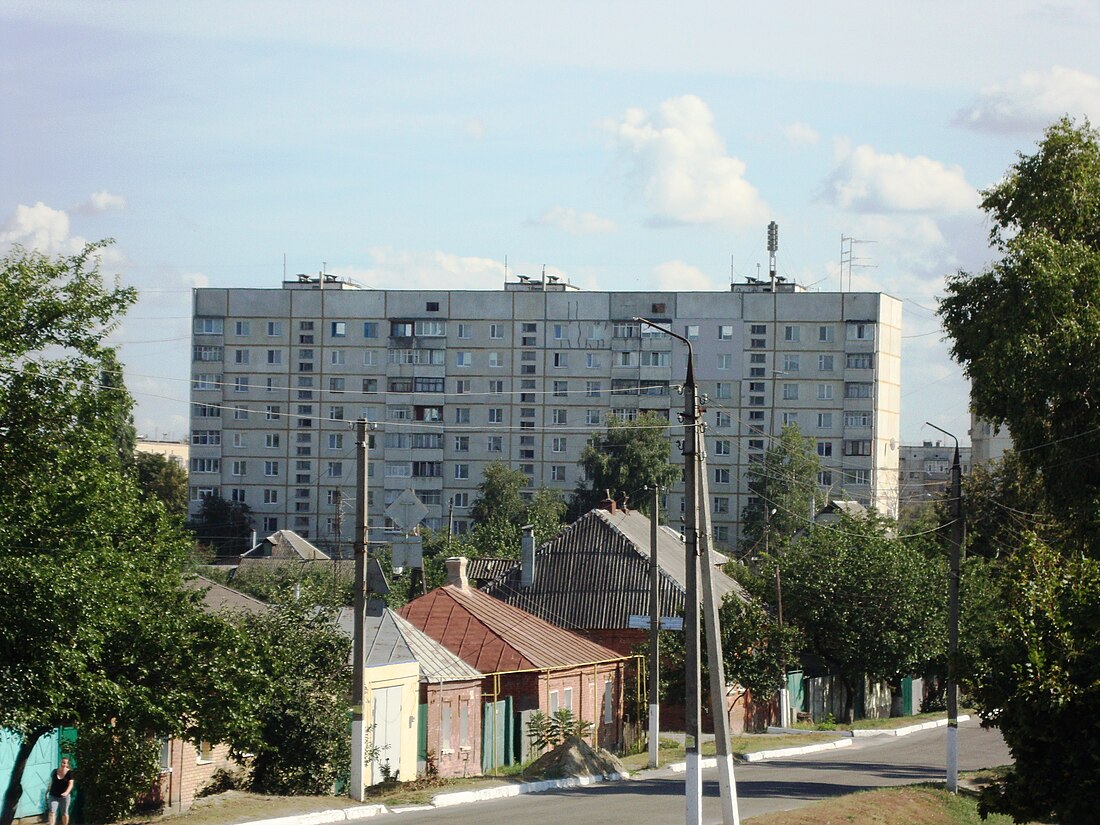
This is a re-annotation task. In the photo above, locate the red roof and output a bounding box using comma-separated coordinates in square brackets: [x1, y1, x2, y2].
[399, 584, 626, 674]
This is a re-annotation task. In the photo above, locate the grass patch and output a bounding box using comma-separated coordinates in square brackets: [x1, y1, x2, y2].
[744, 783, 1042, 824]
[620, 732, 845, 772]
[786, 710, 964, 732]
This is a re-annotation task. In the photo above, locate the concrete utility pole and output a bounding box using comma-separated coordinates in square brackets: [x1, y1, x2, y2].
[350, 419, 369, 800]
[696, 429, 741, 824]
[635, 318, 704, 825]
[926, 422, 961, 794]
[648, 484, 660, 769]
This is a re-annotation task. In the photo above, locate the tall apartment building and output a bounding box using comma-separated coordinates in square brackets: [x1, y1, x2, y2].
[190, 275, 901, 555]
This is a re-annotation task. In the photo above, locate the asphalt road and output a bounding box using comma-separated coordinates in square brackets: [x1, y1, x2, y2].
[381, 718, 1010, 824]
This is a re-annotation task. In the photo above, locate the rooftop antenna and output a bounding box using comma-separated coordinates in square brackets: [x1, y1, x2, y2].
[730, 253, 735, 288]
[320, 261, 327, 291]
[504, 255, 508, 281]
[767, 221, 778, 291]
[840, 236, 877, 292]
[283, 253, 287, 281]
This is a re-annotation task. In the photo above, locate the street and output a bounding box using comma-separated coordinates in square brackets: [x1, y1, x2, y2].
[379, 718, 1009, 824]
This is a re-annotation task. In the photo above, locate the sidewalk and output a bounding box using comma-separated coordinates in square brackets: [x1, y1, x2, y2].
[223, 715, 967, 825]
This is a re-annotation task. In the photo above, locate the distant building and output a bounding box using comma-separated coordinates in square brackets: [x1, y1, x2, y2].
[898, 440, 972, 515]
[970, 414, 1013, 466]
[189, 273, 901, 552]
[135, 437, 188, 467]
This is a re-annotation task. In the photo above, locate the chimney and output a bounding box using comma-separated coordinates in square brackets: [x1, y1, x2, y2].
[520, 525, 536, 588]
[615, 490, 630, 513]
[598, 489, 617, 513]
[445, 556, 469, 590]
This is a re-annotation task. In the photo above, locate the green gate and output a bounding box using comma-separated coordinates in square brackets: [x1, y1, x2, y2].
[481, 698, 513, 772]
[0, 727, 78, 821]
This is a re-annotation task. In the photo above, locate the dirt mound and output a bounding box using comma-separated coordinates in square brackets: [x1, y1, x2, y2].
[522, 736, 626, 780]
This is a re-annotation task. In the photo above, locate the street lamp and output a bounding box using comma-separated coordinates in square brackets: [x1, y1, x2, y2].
[925, 422, 961, 794]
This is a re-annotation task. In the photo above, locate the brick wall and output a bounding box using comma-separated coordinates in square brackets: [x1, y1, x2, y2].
[421, 681, 482, 779]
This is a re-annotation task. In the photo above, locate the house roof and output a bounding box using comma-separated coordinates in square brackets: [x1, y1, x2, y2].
[399, 584, 626, 674]
[183, 575, 269, 615]
[240, 529, 330, 560]
[482, 507, 751, 630]
[466, 557, 519, 586]
[336, 606, 483, 682]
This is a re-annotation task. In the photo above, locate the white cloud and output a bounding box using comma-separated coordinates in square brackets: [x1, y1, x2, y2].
[338, 247, 508, 290]
[652, 260, 718, 291]
[76, 190, 127, 214]
[821, 144, 977, 215]
[785, 121, 819, 147]
[0, 202, 80, 254]
[955, 66, 1100, 133]
[529, 206, 616, 235]
[606, 95, 768, 228]
[462, 118, 486, 139]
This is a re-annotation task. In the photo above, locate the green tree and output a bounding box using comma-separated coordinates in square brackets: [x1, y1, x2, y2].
[571, 412, 680, 519]
[778, 515, 946, 722]
[465, 462, 566, 559]
[740, 424, 821, 555]
[939, 118, 1100, 542]
[0, 244, 255, 825]
[134, 451, 190, 521]
[718, 596, 804, 701]
[192, 493, 254, 557]
[236, 596, 352, 795]
[469, 462, 528, 526]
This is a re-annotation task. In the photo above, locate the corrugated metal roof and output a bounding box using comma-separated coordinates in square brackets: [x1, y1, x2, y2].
[184, 575, 269, 615]
[241, 529, 330, 560]
[336, 607, 418, 667]
[399, 585, 626, 674]
[390, 611, 483, 682]
[466, 557, 518, 585]
[482, 508, 751, 630]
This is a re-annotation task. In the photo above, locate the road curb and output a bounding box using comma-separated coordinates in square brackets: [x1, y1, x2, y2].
[767, 714, 970, 739]
[665, 736, 854, 771]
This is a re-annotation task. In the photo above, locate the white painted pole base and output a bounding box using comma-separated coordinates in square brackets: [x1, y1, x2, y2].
[648, 703, 660, 769]
[779, 687, 791, 729]
[350, 719, 367, 801]
[946, 724, 958, 793]
[685, 751, 702, 825]
[715, 753, 740, 825]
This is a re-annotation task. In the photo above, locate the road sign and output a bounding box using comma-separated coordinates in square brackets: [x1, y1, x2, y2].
[627, 615, 684, 632]
[391, 536, 423, 571]
[385, 488, 429, 531]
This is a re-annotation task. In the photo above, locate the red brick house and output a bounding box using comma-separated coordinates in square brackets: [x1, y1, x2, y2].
[399, 558, 630, 764]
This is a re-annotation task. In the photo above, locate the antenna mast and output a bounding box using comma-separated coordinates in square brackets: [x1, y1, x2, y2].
[767, 221, 778, 291]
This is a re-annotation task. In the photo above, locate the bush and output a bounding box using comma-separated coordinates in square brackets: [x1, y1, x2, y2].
[74, 726, 160, 823]
[526, 709, 593, 752]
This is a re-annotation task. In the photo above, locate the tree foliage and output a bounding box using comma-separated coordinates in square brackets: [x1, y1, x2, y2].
[0, 243, 254, 825]
[777, 515, 946, 722]
[940, 118, 1100, 542]
[740, 424, 821, 555]
[571, 412, 680, 519]
[718, 597, 804, 701]
[463, 461, 566, 559]
[134, 451, 190, 521]
[192, 493, 254, 557]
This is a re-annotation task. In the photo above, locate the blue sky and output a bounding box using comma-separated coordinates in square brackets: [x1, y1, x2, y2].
[4, 1, 1100, 443]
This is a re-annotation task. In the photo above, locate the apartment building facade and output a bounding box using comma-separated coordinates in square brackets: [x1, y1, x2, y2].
[189, 275, 901, 554]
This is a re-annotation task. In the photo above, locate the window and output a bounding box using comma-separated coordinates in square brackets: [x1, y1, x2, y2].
[454, 407, 470, 424]
[603, 681, 614, 724]
[818, 470, 833, 486]
[717, 353, 732, 370]
[264, 461, 280, 476]
[454, 464, 470, 480]
[424, 300, 440, 312]
[488, 379, 504, 394]
[748, 410, 764, 422]
[748, 438, 764, 450]
[713, 497, 730, 514]
[455, 351, 472, 367]
[553, 380, 568, 397]
[819, 354, 835, 371]
[784, 325, 800, 342]
[617, 351, 635, 367]
[849, 469, 870, 484]
[847, 322, 874, 340]
[262, 516, 279, 531]
[718, 324, 734, 340]
[782, 383, 798, 400]
[750, 324, 766, 335]
[362, 378, 378, 394]
[551, 465, 566, 481]
[330, 350, 345, 366]
[300, 321, 314, 331]
[845, 382, 873, 399]
[844, 439, 873, 456]
[552, 409, 567, 425]
[488, 408, 503, 424]
[715, 411, 731, 428]
[234, 349, 250, 365]
[783, 412, 799, 426]
[817, 383, 833, 400]
[586, 409, 601, 425]
[191, 430, 221, 446]
[234, 320, 250, 336]
[552, 323, 565, 340]
[714, 468, 730, 484]
[194, 317, 224, 335]
[845, 411, 872, 428]
[452, 435, 470, 453]
[713, 525, 730, 543]
[234, 376, 249, 392]
[553, 352, 568, 368]
[783, 354, 800, 372]
[714, 439, 731, 455]
[232, 405, 249, 421]
[414, 320, 446, 336]
[586, 353, 601, 369]
[552, 437, 567, 453]
[685, 324, 700, 340]
[716, 382, 732, 399]
[266, 349, 282, 365]
[586, 381, 602, 398]
[265, 433, 280, 448]
[414, 377, 445, 393]
[331, 321, 347, 337]
[363, 321, 378, 338]
[613, 322, 638, 339]
[818, 325, 834, 343]
[265, 405, 281, 420]
[192, 373, 220, 390]
[487, 435, 502, 452]
[818, 412, 833, 429]
[328, 433, 343, 449]
[190, 458, 220, 473]
[329, 405, 344, 420]
[327, 461, 343, 478]
[640, 351, 670, 367]
[488, 352, 504, 368]
[490, 323, 504, 339]
[267, 321, 282, 336]
[328, 377, 346, 394]
[231, 460, 247, 476]
[846, 353, 874, 369]
[817, 441, 833, 457]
